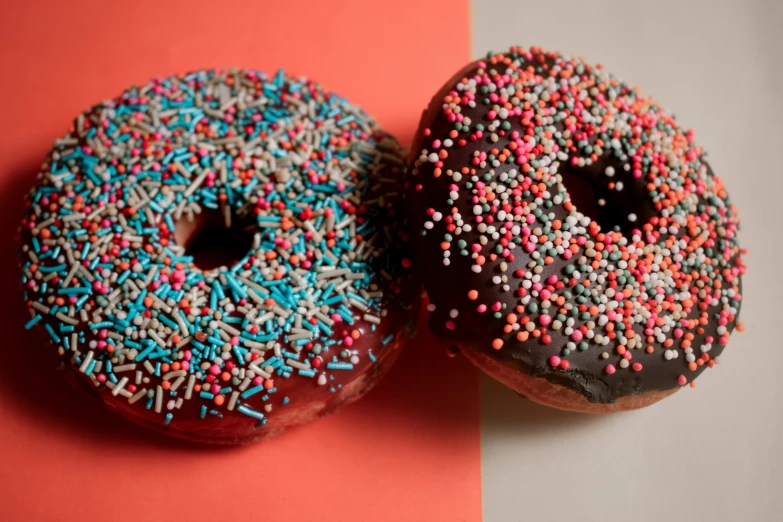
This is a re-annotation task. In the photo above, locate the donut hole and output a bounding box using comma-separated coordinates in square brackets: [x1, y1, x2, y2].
[174, 207, 256, 271]
[557, 159, 655, 235]
[558, 171, 601, 221]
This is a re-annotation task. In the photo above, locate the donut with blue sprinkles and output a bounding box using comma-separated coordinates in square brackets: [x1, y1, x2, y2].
[18, 69, 417, 444]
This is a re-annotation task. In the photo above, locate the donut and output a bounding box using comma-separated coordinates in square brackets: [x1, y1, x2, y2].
[405, 47, 746, 413]
[18, 68, 417, 443]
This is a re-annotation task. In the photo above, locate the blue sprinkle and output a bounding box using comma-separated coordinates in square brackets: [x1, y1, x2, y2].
[241, 385, 264, 399]
[326, 362, 354, 370]
[44, 324, 61, 343]
[237, 405, 265, 421]
[25, 315, 42, 329]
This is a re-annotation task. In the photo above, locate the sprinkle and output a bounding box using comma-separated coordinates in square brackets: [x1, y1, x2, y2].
[128, 388, 147, 404]
[24, 315, 42, 329]
[78, 351, 94, 373]
[111, 377, 129, 396]
[241, 385, 264, 399]
[237, 405, 265, 421]
[155, 385, 163, 413]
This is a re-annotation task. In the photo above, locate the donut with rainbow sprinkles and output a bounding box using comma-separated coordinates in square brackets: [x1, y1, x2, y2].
[19, 68, 417, 443]
[405, 47, 746, 412]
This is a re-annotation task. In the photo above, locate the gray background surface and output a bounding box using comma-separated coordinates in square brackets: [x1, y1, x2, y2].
[472, 1, 783, 520]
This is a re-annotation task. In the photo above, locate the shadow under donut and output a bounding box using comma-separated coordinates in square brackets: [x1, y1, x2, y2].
[480, 375, 616, 439]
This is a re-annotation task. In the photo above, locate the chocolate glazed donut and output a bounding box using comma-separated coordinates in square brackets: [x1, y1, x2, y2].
[405, 47, 746, 412]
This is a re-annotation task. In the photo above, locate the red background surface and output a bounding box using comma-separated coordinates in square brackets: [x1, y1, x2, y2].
[0, 2, 480, 521]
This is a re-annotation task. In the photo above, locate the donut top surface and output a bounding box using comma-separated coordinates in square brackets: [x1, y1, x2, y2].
[407, 47, 746, 402]
[19, 68, 413, 433]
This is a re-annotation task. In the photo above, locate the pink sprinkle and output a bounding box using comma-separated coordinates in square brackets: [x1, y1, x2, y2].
[605, 364, 616, 375]
[549, 356, 561, 367]
[678, 375, 687, 385]
[632, 362, 643, 371]
[477, 304, 487, 313]
[539, 314, 552, 326]
[571, 330, 583, 342]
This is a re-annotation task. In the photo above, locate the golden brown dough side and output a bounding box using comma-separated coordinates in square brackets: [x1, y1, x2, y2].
[460, 345, 677, 413]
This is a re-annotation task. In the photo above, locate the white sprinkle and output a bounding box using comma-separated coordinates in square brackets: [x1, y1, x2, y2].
[155, 385, 163, 413]
[184, 374, 196, 399]
[128, 388, 147, 404]
[111, 377, 129, 396]
[228, 391, 240, 411]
